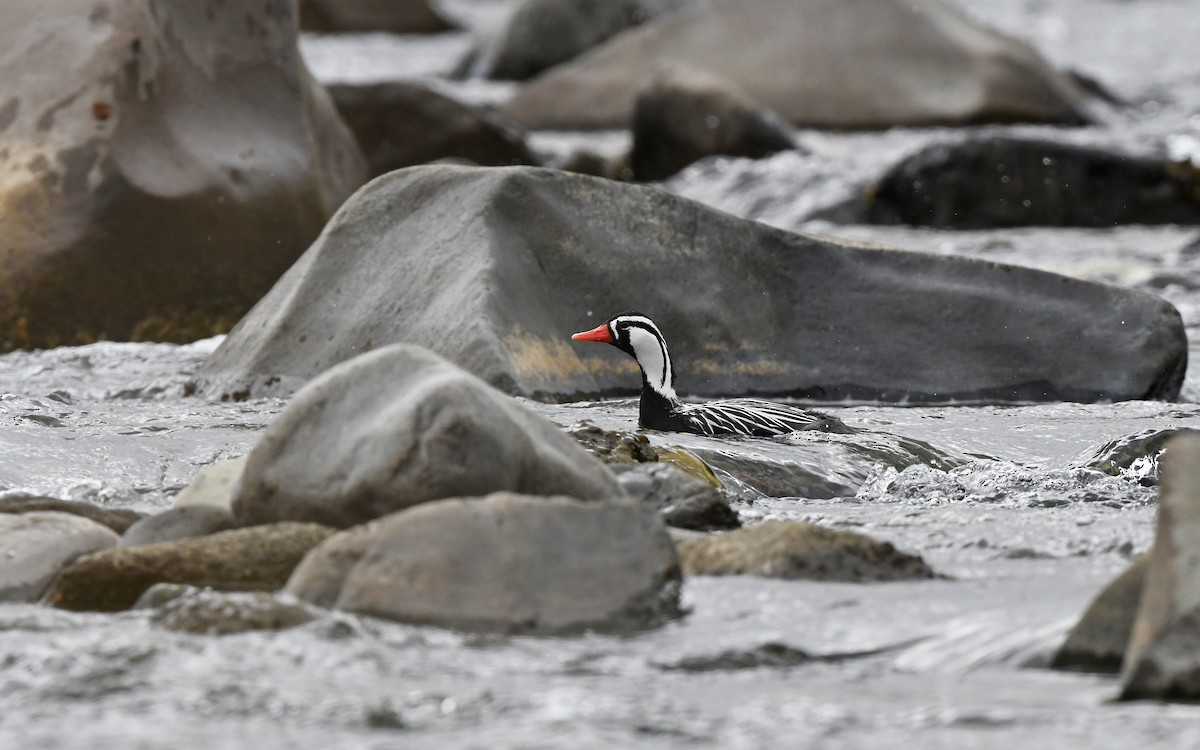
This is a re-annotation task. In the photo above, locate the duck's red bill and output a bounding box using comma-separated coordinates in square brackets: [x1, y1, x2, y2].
[571, 324, 613, 343]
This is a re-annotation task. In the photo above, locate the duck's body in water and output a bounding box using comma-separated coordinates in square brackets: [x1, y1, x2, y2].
[571, 313, 848, 437]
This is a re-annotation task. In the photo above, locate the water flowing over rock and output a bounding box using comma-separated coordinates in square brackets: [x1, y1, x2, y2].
[43, 523, 335, 612]
[327, 82, 535, 178]
[286, 493, 682, 633]
[198, 165, 1186, 404]
[501, 0, 1093, 130]
[0, 512, 119, 602]
[630, 66, 796, 181]
[298, 0, 456, 33]
[1051, 555, 1147, 673]
[0, 0, 367, 351]
[675, 521, 936, 581]
[232, 345, 623, 529]
[858, 137, 1200, 228]
[1121, 434, 1200, 699]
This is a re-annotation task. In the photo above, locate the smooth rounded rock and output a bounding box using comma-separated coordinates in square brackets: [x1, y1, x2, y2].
[502, 0, 1092, 130]
[1122, 434, 1200, 699]
[135, 584, 317, 636]
[287, 493, 682, 633]
[630, 66, 795, 181]
[1051, 555, 1147, 673]
[675, 521, 936, 581]
[119, 506, 238, 548]
[613, 463, 740, 531]
[173, 458, 247, 512]
[0, 495, 144, 534]
[861, 137, 1200, 228]
[0, 512, 120, 602]
[232, 345, 624, 528]
[0, 0, 366, 350]
[198, 165, 1186, 404]
[43, 523, 335, 612]
[327, 82, 535, 178]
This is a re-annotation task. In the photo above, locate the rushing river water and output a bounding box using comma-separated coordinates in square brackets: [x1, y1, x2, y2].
[4, 0, 1200, 747]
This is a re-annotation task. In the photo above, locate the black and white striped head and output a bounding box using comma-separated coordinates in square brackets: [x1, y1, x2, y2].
[571, 312, 678, 399]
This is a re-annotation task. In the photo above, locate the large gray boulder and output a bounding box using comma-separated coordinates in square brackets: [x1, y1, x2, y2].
[0, 512, 119, 602]
[859, 137, 1200, 228]
[1051, 555, 1147, 673]
[287, 493, 682, 633]
[1122, 434, 1200, 699]
[199, 165, 1186, 404]
[232, 345, 624, 528]
[501, 0, 1092, 130]
[0, 0, 366, 350]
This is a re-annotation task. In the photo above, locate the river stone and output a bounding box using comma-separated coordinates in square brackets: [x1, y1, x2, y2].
[675, 521, 936, 581]
[299, 0, 455, 33]
[173, 457, 247, 512]
[1122, 434, 1200, 699]
[612, 463, 740, 531]
[860, 137, 1200, 228]
[198, 165, 1186, 404]
[119, 506, 238, 548]
[0, 512, 120, 602]
[327, 82, 535, 178]
[287, 494, 682, 633]
[0, 0, 366, 351]
[135, 584, 316, 635]
[1051, 555, 1147, 674]
[0, 495, 144, 534]
[43, 523, 335, 612]
[501, 0, 1092, 130]
[631, 66, 795, 181]
[232, 344, 623, 529]
[462, 0, 675, 81]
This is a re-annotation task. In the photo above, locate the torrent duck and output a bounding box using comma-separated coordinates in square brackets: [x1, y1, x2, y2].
[571, 313, 846, 437]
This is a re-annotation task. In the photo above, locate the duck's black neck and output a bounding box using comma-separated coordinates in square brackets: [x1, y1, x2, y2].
[638, 379, 691, 431]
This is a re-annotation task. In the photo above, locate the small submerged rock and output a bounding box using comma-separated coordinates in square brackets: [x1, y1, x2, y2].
[233, 345, 622, 529]
[134, 584, 317, 636]
[613, 463, 740, 531]
[0, 512, 119, 602]
[287, 493, 682, 634]
[675, 521, 935, 581]
[44, 523, 335, 612]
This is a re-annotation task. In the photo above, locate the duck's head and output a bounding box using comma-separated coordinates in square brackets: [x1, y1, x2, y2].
[571, 312, 678, 400]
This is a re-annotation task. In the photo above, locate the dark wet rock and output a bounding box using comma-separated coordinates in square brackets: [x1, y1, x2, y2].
[501, 0, 1092, 130]
[676, 521, 936, 581]
[1082, 428, 1190, 486]
[327, 82, 536, 179]
[1184, 234, 1200, 255]
[462, 0, 683, 81]
[1051, 555, 1147, 674]
[0, 495, 144, 534]
[630, 66, 795, 181]
[43, 523, 335, 612]
[299, 0, 455, 33]
[0, 512, 119, 602]
[287, 493, 682, 633]
[1122, 434, 1200, 699]
[693, 449, 857, 499]
[173, 458, 247, 512]
[134, 584, 316, 635]
[568, 422, 660, 464]
[233, 345, 623, 529]
[0, 0, 366, 351]
[658, 642, 814, 672]
[613, 463, 740, 531]
[119, 506, 238, 548]
[859, 137, 1200, 228]
[198, 165, 1185, 404]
